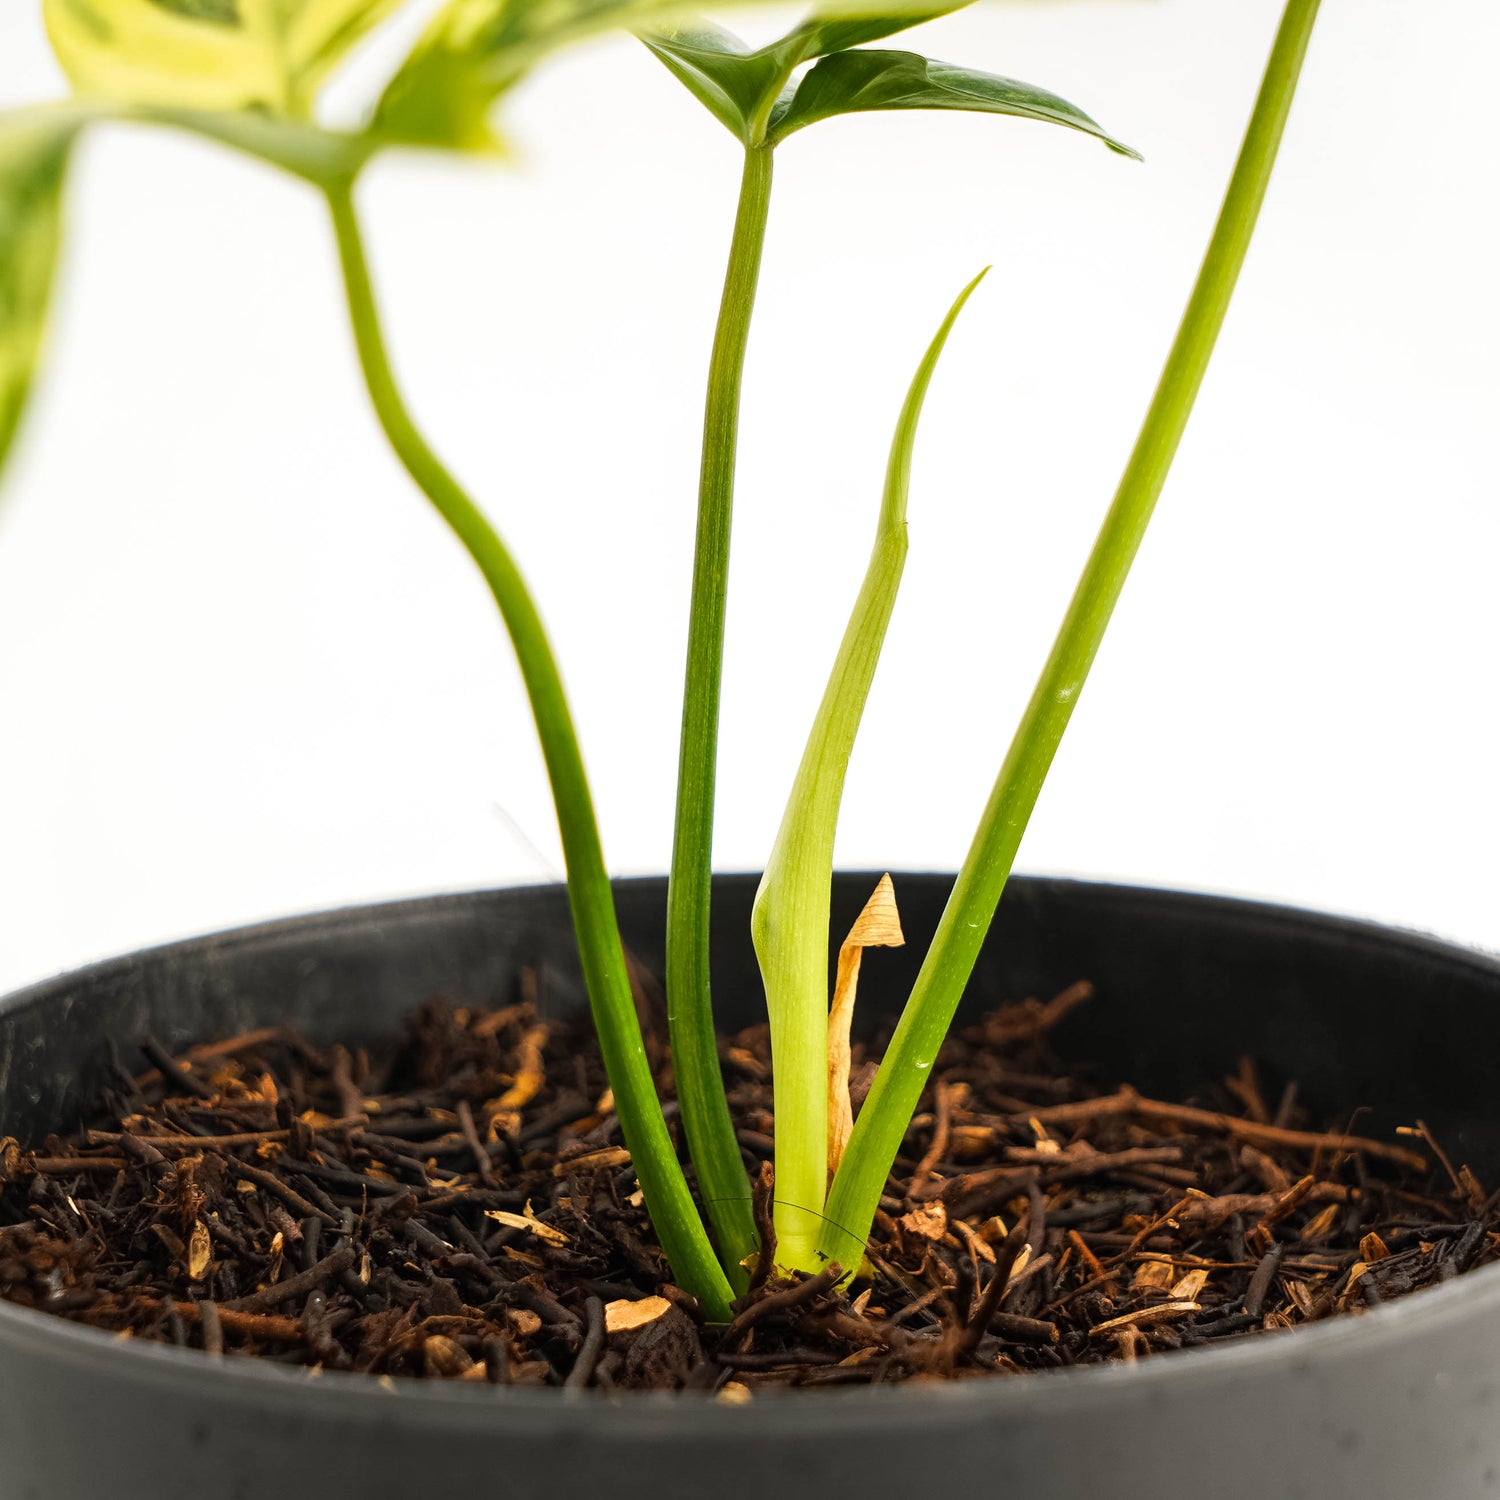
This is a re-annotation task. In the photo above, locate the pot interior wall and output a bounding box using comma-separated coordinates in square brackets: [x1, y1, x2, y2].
[2, 875, 1496, 1176]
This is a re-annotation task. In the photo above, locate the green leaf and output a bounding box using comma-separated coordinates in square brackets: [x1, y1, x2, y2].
[642, 6, 968, 143]
[0, 113, 79, 488]
[765, 3, 967, 71]
[768, 47, 1140, 155]
[44, 0, 403, 118]
[750, 268, 986, 1271]
[639, 20, 783, 140]
[375, 0, 969, 151]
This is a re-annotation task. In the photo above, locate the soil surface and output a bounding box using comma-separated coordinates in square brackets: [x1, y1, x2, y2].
[2, 974, 1495, 1392]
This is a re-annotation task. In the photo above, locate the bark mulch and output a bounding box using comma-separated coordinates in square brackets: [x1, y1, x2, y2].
[2, 974, 1494, 1394]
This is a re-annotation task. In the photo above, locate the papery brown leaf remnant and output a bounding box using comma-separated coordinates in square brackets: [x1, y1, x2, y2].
[827, 874, 904, 1179]
[187, 1221, 212, 1282]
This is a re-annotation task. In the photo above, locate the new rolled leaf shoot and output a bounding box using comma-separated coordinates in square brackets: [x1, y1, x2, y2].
[752, 269, 985, 1270]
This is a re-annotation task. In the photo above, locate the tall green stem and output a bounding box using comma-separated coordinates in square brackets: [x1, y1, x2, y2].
[666, 143, 773, 1280]
[820, 0, 1324, 1273]
[326, 183, 734, 1322]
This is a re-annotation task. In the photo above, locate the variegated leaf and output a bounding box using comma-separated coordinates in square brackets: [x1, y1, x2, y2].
[44, 0, 403, 118]
[0, 113, 78, 487]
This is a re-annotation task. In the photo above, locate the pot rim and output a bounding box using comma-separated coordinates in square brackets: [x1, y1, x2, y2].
[3, 876, 1497, 1433]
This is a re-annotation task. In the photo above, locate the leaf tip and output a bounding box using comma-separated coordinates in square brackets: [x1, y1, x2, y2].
[848, 873, 905, 951]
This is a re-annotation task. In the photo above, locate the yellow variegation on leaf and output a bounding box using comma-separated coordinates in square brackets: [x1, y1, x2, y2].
[375, 0, 687, 151]
[44, 0, 405, 118]
[0, 112, 78, 487]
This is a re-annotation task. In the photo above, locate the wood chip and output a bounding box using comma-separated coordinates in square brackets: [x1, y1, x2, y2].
[900, 1202, 948, 1243]
[506, 1308, 543, 1340]
[978, 1215, 1009, 1244]
[486, 1205, 569, 1246]
[949, 1126, 996, 1158]
[151, 1224, 185, 1260]
[1170, 1268, 1209, 1301]
[422, 1335, 474, 1378]
[492, 1024, 549, 1112]
[954, 1218, 996, 1265]
[1299, 1203, 1341, 1242]
[1285, 1277, 1318, 1315]
[552, 1147, 631, 1178]
[1341, 1261, 1372, 1308]
[1459, 1165, 1488, 1216]
[1090, 1301, 1201, 1335]
[1133, 1260, 1176, 1291]
[604, 1295, 672, 1335]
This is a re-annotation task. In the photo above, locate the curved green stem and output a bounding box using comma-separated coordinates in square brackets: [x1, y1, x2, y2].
[820, 0, 1324, 1273]
[666, 143, 773, 1281]
[326, 183, 733, 1322]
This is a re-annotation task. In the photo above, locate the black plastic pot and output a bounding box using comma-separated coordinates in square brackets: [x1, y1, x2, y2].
[2, 874, 1498, 1500]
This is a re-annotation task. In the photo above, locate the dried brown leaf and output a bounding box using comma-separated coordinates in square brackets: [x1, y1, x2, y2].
[828, 874, 905, 1179]
[187, 1220, 212, 1281]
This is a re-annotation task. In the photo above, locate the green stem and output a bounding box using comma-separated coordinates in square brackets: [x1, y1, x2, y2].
[666, 143, 774, 1281]
[325, 183, 734, 1322]
[820, 0, 1324, 1273]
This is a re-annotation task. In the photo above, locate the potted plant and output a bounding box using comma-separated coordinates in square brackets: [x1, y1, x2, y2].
[2, 1, 1498, 1496]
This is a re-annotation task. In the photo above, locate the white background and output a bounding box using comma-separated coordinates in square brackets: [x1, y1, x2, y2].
[0, 0, 1495, 996]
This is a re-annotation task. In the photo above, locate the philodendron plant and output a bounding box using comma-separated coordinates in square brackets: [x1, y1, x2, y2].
[0, 0, 1322, 1324]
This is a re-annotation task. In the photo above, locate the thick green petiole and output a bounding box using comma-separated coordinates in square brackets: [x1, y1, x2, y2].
[820, 0, 1324, 1274]
[326, 183, 735, 1323]
[666, 143, 773, 1282]
[754, 270, 988, 1270]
